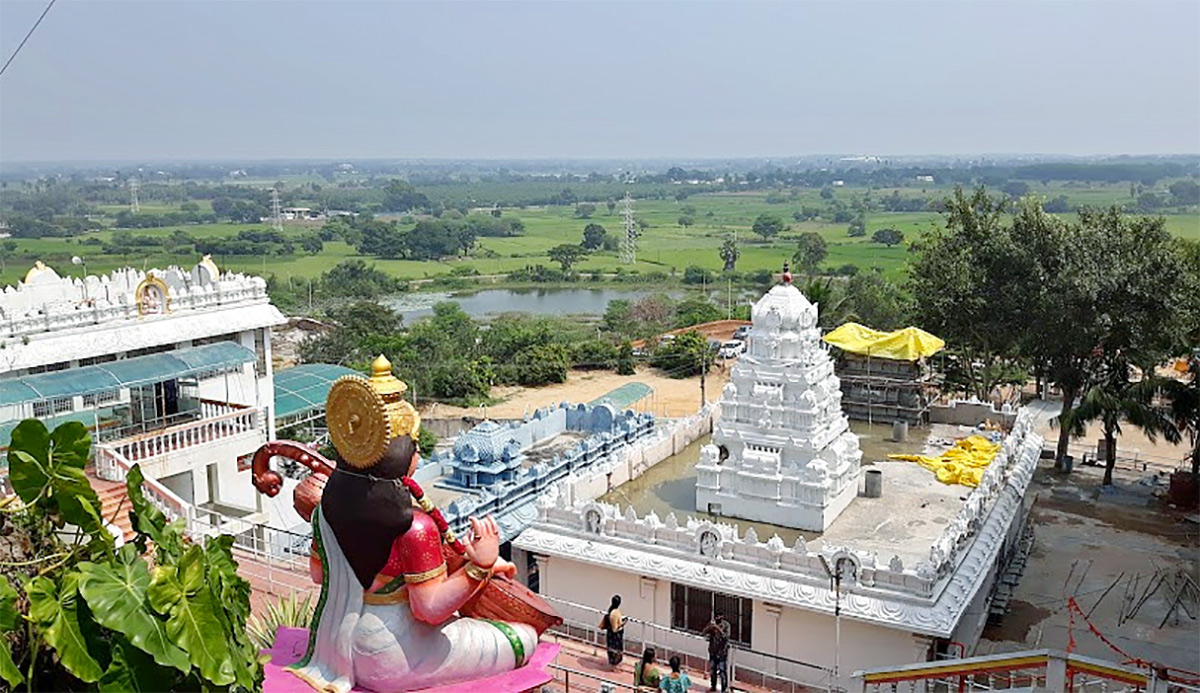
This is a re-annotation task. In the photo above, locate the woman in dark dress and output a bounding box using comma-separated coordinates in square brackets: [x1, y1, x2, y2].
[600, 594, 625, 667]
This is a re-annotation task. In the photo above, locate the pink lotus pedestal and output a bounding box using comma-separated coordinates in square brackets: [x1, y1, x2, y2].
[262, 627, 559, 693]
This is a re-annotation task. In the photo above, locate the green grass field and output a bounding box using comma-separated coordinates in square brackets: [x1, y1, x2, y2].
[3, 185, 1196, 288]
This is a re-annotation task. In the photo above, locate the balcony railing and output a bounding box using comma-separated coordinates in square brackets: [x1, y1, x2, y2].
[93, 444, 194, 528]
[94, 405, 263, 468]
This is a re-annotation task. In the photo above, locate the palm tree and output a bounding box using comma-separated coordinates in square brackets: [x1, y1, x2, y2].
[719, 238, 739, 272]
[1062, 357, 1182, 486]
[1160, 355, 1199, 476]
[800, 277, 849, 330]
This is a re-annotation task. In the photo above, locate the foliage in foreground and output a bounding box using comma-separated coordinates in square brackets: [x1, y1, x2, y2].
[247, 593, 314, 653]
[0, 420, 260, 691]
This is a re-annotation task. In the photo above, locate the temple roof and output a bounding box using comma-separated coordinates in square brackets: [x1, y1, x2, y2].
[751, 283, 815, 332]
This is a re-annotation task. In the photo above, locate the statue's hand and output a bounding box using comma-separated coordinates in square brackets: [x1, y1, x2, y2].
[491, 557, 517, 579]
[463, 516, 500, 569]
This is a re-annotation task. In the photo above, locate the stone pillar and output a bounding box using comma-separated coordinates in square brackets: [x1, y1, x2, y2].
[534, 554, 550, 594]
[1045, 655, 1068, 691]
[761, 602, 783, 655]
[639, 576, 658, 624]
[512, 546, 529, 587]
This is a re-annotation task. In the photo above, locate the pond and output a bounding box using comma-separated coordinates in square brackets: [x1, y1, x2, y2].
[385, 287, 756, 324]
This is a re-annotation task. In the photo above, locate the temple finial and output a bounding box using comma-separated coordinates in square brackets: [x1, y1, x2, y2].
[371, 354, 393, 378]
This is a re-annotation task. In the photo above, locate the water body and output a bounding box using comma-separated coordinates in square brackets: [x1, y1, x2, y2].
[385, 288, 683, 324]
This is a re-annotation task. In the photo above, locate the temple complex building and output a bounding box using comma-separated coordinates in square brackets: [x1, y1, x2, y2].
[514, 276, 1044, 690]
[0, 259, 286, 532]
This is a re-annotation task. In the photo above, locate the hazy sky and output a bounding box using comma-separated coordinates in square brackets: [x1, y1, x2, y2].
[1, 0, 1198, 162]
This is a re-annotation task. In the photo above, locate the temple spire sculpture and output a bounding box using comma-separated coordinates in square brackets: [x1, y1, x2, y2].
[696, 263, 862, 531]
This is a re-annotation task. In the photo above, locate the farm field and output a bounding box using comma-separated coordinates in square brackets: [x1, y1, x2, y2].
[2, 185, 1196, 288]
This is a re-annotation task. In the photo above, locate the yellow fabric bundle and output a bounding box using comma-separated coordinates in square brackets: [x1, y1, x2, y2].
[888, 435, 1001, 488]
[823, 322, 946, 361]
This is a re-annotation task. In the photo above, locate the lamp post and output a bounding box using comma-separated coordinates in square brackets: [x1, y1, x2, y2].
[819, 555, 857, 692]
[71, 255, 88, 300]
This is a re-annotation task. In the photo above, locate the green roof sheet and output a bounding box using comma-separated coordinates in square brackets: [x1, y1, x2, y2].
[589, 382, 653, 411]
[273, 363, 362, 422]
[0, 342, 256, 406]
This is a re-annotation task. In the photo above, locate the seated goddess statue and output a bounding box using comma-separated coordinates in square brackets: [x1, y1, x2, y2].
[278, 358, 543, 692]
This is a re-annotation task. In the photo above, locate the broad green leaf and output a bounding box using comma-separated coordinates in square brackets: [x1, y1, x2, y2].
[202, 535, 260, 690]
[0, 639, 21, 688]
[7, 448, 49, 506]
[99, 638, 178, 693]
[204, 534, 251, 625]
[147, 548, 236, 685]
[7, 420, 103, 537]
[77, 560, 189, 673]
[7, 419, 50, 474]
[0, 577, 19, 632]
[48, 421, 91, 469]
[0, 580, 21, 687]
[25, 573, 104, 683]
[125, 464, 166, 545]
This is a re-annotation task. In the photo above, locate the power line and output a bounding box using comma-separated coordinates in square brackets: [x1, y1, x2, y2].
[0, 0, 57, 79]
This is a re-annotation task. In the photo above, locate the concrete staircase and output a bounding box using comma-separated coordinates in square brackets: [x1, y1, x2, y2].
[989, 521, 1035, 620]
[86, 468, 135, 541]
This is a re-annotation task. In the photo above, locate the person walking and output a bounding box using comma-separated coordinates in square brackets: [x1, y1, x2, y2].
[658, 655, 692, 693]
[634, 647, 661, 691]
[701, 611, 731, 692]
[600, 594, 625, 667]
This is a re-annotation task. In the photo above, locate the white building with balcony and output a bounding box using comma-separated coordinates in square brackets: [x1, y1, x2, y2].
[0, 258, 286, 534]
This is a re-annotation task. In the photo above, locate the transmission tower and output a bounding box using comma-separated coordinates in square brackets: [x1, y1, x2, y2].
[619, 192, 637, 264]
[128, 179, 140, 213]
[270, 188, 284, 233]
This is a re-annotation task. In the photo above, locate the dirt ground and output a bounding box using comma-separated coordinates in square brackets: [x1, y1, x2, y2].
[423, 363, 732, 420]
[979, 460, 1200, 673]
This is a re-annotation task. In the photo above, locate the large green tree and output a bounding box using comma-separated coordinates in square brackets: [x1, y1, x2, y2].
[909, 188, 1024, 400]
[548, 243, 584, 272]
[751, 213, 785, 240]
[792, 232, 828, 273]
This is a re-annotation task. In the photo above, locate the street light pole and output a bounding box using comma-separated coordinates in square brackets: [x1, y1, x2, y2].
[833, 569, 842, 692]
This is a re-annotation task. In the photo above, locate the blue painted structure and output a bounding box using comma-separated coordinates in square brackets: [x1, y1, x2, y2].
[424, 402, 656, 541]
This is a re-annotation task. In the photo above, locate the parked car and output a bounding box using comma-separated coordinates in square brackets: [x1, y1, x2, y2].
[718, 340, 746, 359]
[734, 325, 751, 340]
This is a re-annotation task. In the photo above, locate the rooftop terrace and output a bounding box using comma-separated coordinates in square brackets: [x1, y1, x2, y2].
[600, 420, 982, 565]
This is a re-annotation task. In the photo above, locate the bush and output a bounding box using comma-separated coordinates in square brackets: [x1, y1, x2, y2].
[571, 339, 618, 370]
[496, 344, 569, 386]
[682, 265, 716, 285]
[1, 420, 261, 690]
[650, 330, 712, 378]
[617, 341, 636, 375]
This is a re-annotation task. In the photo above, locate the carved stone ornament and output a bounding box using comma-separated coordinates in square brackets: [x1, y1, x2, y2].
[698, 529, 721, 558]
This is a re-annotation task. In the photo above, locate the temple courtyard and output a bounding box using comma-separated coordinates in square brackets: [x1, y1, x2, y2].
[979, 458, 1199, 674]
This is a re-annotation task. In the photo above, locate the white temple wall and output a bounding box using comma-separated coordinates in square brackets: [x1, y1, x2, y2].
[770, 605, 928, 689]
[536, 550, 932, 690]
[541, 556, 648, 621]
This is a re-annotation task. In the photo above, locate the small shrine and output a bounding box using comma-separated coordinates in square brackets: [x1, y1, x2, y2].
[696, 265, 862, 531]
[448, 420, 526, 487]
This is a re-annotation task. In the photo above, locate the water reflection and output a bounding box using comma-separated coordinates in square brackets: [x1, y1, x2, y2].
[384, 286, 761, 324]
[599, 421, 933, 546]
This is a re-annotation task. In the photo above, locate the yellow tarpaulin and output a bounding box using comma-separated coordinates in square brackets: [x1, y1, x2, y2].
[823, 322, 946, 361]
[888, 435, 1001, 488]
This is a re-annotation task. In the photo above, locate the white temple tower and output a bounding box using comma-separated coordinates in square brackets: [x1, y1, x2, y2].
[696, 267, 862, 531]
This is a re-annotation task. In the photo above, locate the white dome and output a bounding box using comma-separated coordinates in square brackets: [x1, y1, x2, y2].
[751, 283, 815, 332]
